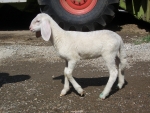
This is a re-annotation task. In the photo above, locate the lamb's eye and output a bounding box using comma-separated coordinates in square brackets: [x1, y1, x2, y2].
[37, 20, 40, 23]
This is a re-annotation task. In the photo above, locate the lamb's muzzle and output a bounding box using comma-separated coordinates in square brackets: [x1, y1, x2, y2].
[29, 13, 127, 99]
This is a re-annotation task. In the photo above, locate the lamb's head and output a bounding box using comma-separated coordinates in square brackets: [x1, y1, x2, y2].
[29, 13, 51, 41]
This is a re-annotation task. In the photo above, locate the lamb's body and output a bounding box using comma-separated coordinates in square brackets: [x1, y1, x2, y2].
[55, 30, 121, 60]
[30, 13, 127, 99]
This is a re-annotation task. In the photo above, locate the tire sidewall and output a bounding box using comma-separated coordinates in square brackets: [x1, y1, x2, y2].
[48, 0, 108, 25]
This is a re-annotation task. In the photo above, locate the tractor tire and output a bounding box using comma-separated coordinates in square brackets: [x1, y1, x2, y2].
[40, 0, 119, 31]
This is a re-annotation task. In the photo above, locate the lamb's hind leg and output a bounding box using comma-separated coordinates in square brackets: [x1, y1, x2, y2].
[115, 56, 124, 89]
[117, 58, 127, 89]
[100, 55, 118, 99]
[60, 60, 84, 96]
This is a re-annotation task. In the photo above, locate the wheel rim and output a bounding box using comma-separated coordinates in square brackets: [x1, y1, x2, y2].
[60, 0, 97, 15]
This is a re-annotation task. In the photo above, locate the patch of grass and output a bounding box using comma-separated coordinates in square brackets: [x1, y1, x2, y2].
[134, 35, 150, 45]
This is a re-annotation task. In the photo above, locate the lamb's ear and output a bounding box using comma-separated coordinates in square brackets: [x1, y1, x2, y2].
[41, 20, 51, 41]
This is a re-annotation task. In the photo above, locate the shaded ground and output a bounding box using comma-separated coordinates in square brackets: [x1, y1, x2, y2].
[0, 6, 150, 113]
[0, 61, 150, 113]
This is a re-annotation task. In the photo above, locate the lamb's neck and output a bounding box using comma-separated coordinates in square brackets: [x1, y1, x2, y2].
[49, 17, 65, 50]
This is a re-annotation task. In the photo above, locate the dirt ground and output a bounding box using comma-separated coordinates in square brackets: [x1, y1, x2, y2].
[0, 9, 150, 113]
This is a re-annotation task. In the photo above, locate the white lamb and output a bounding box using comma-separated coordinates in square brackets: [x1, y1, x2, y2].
[29, 13, 127, 99]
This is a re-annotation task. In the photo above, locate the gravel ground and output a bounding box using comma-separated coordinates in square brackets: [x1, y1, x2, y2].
[0, 36, 150, 113]
[0, 43, 150, 68]
[0, 9, 150, 113]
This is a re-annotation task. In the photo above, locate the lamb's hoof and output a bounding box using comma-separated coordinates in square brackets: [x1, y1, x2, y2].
[60, 94, 64, 97]
[99, 93, 106, 100]
[117, 84, 123, 89]
[80, 90, 85, 97]
[76, 87, 84, 96]
[60, 89, 69, 97]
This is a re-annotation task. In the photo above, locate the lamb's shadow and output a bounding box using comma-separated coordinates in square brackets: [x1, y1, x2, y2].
[53, 75, 128, 98]
[0, 73, 31, 87]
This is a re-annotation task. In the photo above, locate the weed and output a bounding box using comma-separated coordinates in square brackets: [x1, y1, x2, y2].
[134, 35, 150, 45]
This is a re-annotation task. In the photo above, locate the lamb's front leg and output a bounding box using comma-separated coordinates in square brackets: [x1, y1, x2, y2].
[61, 60, 84, 96]
[60, 73, 70, 96]
[60, 61, 70, 96]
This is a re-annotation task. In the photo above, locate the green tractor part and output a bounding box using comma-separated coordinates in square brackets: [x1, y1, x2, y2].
[119, 0, 150, 23]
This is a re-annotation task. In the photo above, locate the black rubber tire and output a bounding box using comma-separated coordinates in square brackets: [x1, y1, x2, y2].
[40, 0, 119, 31]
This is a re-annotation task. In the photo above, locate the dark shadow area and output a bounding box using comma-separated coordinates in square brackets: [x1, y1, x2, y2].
[0, 5, 149, 32]
[106, 11, 150, 32]
[0, 73, 31, 87]
[53, 75, 128, 97]
[0, 5, 40, 30]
